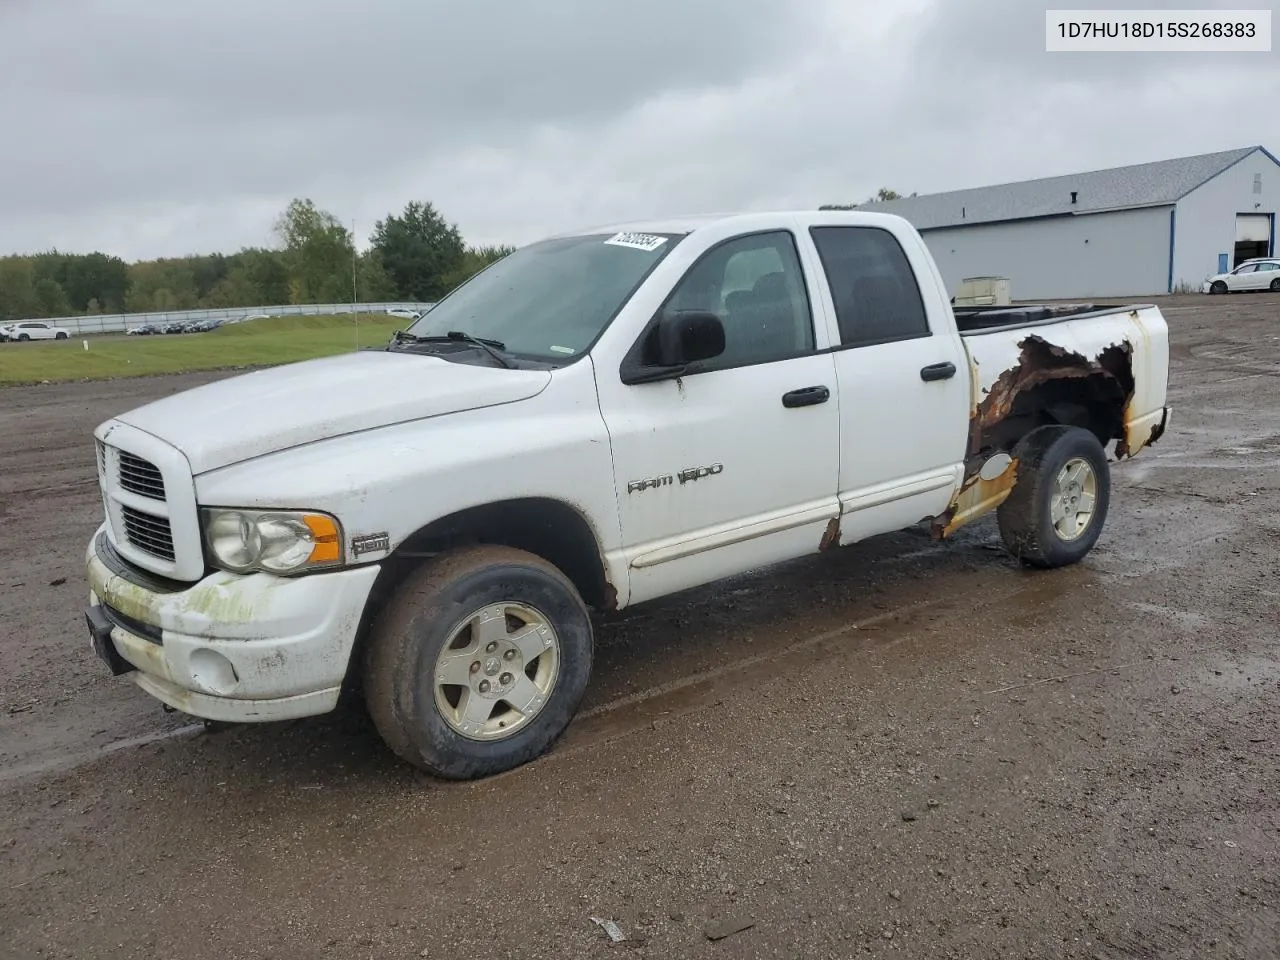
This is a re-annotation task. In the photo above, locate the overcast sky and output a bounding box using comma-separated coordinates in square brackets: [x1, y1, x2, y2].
[1, 0, 1276, 260]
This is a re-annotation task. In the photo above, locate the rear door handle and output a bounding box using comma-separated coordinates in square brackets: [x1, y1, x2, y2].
[782, 385, 830, 408]
[920, 361, 957, 382]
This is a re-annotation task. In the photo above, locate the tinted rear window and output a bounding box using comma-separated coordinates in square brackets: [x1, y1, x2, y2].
[809, 226, 929, 347]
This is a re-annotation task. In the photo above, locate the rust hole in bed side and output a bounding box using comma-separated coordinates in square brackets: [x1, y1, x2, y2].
[966, 336, 1135, 459]
[933, 334, 1137, 538]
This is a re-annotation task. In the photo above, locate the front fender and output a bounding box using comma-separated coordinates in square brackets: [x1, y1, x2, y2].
[193, 363, 627, 601]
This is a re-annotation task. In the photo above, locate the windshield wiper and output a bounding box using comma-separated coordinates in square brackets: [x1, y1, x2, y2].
[390, 329, 515, 369]
[444, 330, 515, 368]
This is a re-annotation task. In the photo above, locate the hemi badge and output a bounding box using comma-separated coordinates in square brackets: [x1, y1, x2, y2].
[351, 533, 391, 557]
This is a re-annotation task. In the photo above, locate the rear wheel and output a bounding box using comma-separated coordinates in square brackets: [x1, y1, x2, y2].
[1210, 280, 1228, 294]
[997, 425, 1111, 568]
[1270, 278, 1280, 292]
[363, 545, 593, 779]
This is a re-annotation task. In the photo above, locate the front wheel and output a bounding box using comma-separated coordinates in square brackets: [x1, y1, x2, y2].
[17, 334, 29, 341]
[55, 331, 68, 340]
[997, 425, 1111, 568]
[363, 545, 593, 779]
[1210, 280, 1228, 294]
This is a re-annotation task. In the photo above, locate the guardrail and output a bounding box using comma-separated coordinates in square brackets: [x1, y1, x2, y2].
[11, 302, 435, 336]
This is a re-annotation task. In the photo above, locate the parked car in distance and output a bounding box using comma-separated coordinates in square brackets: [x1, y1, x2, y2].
[127, 324, 161, 336]
[385, 307, 422, 320]
[1202, 258, 1280, 293]
[6, 321, 71, 341]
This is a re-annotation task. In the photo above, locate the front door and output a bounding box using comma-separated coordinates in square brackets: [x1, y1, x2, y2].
[596, 228, 841, 604]
[1229, 262, 1260, 291]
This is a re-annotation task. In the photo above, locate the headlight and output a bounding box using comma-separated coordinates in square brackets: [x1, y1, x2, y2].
[200, 508, 343, 575]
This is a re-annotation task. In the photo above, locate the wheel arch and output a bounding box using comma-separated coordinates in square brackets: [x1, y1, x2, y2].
[342, 497, 615, 696]
[363, 496, 614, 618]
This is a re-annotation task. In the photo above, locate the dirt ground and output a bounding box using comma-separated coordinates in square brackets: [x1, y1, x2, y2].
[1, 293, 1278, 959]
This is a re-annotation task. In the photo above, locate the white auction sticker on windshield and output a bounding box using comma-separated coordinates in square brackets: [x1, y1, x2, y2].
[604, 232, 667, 252]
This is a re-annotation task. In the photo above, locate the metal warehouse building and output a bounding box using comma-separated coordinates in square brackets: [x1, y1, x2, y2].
[855, 145, 1279, 299]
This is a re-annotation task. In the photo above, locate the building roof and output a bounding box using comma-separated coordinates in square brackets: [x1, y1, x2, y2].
[845, 146, 1273, 231]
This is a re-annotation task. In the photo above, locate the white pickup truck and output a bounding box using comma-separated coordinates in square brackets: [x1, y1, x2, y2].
[85, 211, 1171, 779]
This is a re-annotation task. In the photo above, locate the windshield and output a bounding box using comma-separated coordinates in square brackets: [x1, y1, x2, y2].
[405, 231, 681, 362]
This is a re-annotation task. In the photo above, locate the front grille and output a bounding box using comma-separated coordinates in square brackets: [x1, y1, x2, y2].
[121, 506, 176, 562]
[118, 451, 166, 500]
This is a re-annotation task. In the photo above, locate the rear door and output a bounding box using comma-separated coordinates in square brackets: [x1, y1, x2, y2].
[1254, 261, 1280, 290]
[800, 221, 969, 544]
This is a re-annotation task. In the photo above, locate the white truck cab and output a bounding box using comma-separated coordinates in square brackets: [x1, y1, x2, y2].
[85, 211, 1170, 779]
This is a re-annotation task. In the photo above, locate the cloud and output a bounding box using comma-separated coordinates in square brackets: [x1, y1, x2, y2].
[0, 0, 1274, 259]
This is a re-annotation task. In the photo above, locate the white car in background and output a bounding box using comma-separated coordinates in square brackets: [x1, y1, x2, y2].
[3, 320, 71, 341]
[1202, 258, 1280, 294]
[385, 307, 422, 320]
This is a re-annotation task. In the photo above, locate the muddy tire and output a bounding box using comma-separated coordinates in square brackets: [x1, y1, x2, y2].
[997, 425, 1111, 569]
[1210, 280, 1228, 294]
[362, 545, 593, 779]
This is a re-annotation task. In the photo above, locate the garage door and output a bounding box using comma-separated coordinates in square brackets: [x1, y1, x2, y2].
[1236, 214, 1271, 242]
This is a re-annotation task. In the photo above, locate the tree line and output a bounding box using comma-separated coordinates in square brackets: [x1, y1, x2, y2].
[0, 199, 515, 321]
[819, 187, 917, 211]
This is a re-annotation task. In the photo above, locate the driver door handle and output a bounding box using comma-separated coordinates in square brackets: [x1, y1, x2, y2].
[782, 385, 830, 408]
[920, 361, 957, 382]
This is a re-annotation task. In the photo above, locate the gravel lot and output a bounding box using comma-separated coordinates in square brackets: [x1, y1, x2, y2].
[1, 294, 1278, 959]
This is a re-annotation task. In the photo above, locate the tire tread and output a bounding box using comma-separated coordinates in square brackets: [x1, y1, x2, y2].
[362, 545, 591, 779]
[997, 425, 1110, 569]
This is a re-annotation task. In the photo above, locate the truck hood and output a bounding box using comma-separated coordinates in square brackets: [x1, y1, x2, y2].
[113, 350, 552, 474]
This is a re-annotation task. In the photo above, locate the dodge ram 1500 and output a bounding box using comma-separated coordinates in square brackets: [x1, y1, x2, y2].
[85, 211, 1171, 779]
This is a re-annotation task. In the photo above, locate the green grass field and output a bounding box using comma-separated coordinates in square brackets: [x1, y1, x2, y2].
[0, 313, 405, 385]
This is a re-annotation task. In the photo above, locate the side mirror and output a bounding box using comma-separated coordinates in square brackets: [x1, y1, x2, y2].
[655, 310, 725, 367]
